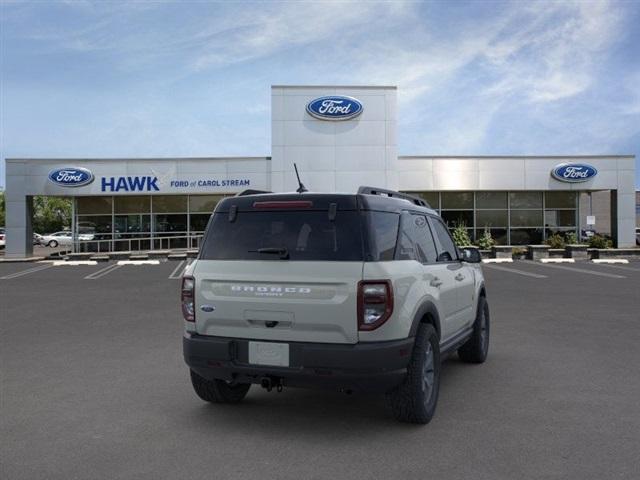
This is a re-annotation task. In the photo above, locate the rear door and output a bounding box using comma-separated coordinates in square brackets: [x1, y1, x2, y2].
[193, 201, 363, 344]
[427, 217, 475, 336]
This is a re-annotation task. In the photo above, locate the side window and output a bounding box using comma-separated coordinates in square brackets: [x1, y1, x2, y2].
[411, 215, 438, 263]
[428, 217, 458, 262]
[394, 213, 438, 263]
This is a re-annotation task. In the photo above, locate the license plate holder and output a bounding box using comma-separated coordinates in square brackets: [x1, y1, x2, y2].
[248, 341, 290, 367]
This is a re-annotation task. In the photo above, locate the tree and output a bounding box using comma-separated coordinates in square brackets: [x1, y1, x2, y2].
[31, 196, 72, 234]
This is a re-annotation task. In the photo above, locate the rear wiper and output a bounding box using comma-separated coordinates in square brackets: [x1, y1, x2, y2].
[249, 247, 290, 260]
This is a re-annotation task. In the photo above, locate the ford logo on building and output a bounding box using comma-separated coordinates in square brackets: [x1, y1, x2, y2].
[306, 95, 363, 121]
[48, 167, 95, 187]
[551, 163, 598, 183]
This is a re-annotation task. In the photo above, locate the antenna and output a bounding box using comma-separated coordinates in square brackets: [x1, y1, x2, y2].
[293, 163, 308, 193]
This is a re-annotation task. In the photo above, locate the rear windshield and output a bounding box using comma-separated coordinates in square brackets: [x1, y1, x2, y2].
[200, 211, 364, 261]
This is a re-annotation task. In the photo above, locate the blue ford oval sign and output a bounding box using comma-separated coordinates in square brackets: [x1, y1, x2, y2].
[306, 95, 363, 121]
[551, 163, 598, 183]
[48, 167, 95, 187]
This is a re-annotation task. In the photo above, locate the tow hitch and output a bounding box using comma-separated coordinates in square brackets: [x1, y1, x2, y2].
[260, 376, 284, 392]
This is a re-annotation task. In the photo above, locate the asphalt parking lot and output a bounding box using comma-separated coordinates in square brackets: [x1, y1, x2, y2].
[1, 259, 640, 480]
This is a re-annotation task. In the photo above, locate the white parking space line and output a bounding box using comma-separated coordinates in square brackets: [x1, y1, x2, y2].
[168, 260, 185, 279]
[531, 261, 626, 279]
[117, 260, 160, 266]
[483, 264, 548, 278]
[52, 260, 98, 266]
[84, 263, 122, 280]
[168, 259, 193, 280]
[0, 264, 54, 280]
[591, 263, 640, 273]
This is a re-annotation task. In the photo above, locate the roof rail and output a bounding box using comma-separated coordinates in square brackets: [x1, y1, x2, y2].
[357, 186, 430, 208]
[235, 189, 272, 196]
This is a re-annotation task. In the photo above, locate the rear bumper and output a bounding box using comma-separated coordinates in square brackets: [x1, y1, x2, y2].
[183, 333, 414, 393]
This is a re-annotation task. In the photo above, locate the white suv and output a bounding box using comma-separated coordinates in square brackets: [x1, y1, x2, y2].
[182, 187, 489, 424]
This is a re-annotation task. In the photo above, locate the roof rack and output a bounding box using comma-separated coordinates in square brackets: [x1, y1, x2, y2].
[357, 186, 431, 208]
[235, 189, 272, 196]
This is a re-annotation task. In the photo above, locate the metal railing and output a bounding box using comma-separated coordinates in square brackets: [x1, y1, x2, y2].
[73, 234, 203, 253]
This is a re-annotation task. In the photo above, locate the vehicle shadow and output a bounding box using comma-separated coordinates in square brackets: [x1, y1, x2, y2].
[179, 356, 479, 437]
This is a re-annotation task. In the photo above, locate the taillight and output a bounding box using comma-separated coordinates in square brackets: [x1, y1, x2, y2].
[181, 276, 195, 322]
[357, 280, 393, 331]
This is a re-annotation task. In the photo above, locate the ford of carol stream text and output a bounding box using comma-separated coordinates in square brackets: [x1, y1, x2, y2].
[182, 186, 489, 424]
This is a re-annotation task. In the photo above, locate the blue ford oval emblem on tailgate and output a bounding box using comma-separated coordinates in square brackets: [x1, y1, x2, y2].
[200, 305, 215, 312]
[551, 163, 598, 183]
[48, 167, 94, 187]
[306, 95, 363, 121]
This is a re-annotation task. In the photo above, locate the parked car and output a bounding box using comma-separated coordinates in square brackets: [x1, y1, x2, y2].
[33, 233, 44, 245]
[41, 231, 93, 247]
[636, 228, 640, 246]
[0, 227, 5, 249]
[182, 187, 489, 424]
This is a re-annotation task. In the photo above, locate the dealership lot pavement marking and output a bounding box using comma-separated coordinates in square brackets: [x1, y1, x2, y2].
[168, 260, 186, 279]
[590, 262, 640, 273]
[528, 261, 626, 279]
[84, 263, 122, 279]
[483, 263, 548, 278]
[0, 263, 53, 280]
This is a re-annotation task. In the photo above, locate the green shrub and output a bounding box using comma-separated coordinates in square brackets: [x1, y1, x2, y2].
[564, 232, 578, 245]
[588, 234, 613, 249]
[545, 233, 565, 249]
[451, 222, 472, 247]
[476, 226, 495, 250]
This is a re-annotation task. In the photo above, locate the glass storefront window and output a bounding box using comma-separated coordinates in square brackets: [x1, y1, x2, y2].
[77, 215, 112, 234]
[476, 192, 507, 209]
[114, 196, 150, 213]
[510, 228, 543, 245]
[153, 214, 187, 233]
[476, 210, 507, 228]
[77, 196, 112, 215]
[115, 214, 151, 235]
[510, 210, 543, 227]
[152, 196, 188, 213]
[190, 214, 212, 232]
[544, 210, 576, 228]
[509, 192, 542, 209]
[410, 192, 439, 210]
[441, 210, 473, 228]
[545, 191, 576, 208]
[190, 195, 226, 213]
[442, 192, 473, 209]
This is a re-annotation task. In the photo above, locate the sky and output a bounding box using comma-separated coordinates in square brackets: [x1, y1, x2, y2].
[1, 0, 639, 188]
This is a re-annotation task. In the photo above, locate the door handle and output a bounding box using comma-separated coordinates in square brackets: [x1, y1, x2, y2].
[455, 273, 465, 281]
[430, 277, 443, 287]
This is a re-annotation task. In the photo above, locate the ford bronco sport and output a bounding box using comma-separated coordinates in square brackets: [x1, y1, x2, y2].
[182, 187, 489, 424]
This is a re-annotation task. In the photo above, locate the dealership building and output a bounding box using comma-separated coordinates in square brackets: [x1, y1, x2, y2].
[4, 85, 637, 258]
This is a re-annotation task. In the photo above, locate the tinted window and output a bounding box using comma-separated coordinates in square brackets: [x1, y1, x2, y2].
[429, 217, 458, 262]
[200, 211, 363, 261]
[411, 215, 438, 263]
[365, 211, 399, 261]
[394, 214, 438, 263]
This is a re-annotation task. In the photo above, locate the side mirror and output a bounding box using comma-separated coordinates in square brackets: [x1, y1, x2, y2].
[460, 247, 481, 263]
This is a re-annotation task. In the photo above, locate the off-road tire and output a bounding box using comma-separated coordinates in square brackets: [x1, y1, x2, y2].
[190, 370, 251, 404]
[48, 240, 58, 248]
[387, 324, 440, 424]
[458, 296, 490, 363]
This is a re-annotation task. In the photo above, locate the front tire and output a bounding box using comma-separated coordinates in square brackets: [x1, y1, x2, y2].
[387, 324, 440, 424]
[190, 370, 251, 404]
[48, 240, 58, 248]
[458, 296, 490, 363]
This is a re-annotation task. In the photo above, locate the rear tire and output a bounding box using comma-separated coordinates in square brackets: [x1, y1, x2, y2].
[48, 240, 58, 248]
[458, 296, 490, 363]
[387, 324, 440, 424]
[190, 370, 251, 404]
